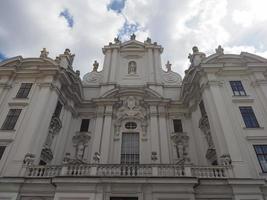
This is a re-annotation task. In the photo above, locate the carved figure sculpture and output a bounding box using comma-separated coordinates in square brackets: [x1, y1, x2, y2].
[128, 61, 137, 74]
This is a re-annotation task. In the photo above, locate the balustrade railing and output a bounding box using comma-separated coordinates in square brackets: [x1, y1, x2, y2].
[24, 164, 233, 179]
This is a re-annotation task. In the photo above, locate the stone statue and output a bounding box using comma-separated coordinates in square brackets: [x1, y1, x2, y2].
[130, 33, 136, 40]
[215, 45, 224, 54]
[188, 46, 206, 67]
[114, 37, 120, 44]
[165, 61, 172, 72]
[76, 143, 85, 160]
[146, 37, 151, 44]
[40, 48, 49, 58]
[93, 60, 99, 72]
[176, 143, 184, 159]
[128, 61, 137, 74]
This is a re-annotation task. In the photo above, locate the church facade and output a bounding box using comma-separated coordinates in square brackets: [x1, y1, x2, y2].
[1, 36, 267, 199]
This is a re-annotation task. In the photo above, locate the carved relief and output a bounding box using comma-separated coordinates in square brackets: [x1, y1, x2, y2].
[44, 116, 62, 148]
[171, 132, 190, 164]
[72, 132, 91, 161]
[114, 96, 147, 140]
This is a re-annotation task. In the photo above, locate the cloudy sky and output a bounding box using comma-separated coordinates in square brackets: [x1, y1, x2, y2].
[1, 0, 267, 77]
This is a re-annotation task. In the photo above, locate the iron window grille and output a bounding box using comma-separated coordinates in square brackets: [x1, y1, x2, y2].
[121, 132, 139, 165]
[16, 83, 33, 98]
[1, 109, 22, 130]
[254, 145, 267, 172]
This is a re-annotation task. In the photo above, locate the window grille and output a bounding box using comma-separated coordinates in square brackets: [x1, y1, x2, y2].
[230, 81, 246, 96]
[239, 106, 259, 128]
[16, 83, 33, 98]
[121, 133, 139, 164]
[1, 109, 22, 130]
[125, 122, 137, 129]
[254, 145, 267, 172]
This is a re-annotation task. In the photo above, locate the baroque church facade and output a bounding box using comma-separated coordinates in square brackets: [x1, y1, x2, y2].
[1, 35, 267, 199]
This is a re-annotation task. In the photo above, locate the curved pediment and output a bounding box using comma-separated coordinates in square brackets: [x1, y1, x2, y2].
[203, 52, 267, 64]
[100, 87, 163, 99]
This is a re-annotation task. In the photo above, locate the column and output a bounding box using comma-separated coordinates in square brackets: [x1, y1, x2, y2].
[100, 105, 113, 163]
[150, 105, 160, 163]
[158, 106, 170, 163]
[206, 82, 251, 177]
[90, 105, 104, 163]
[109, 48, 118, 83]
[147, 48, 155, 83]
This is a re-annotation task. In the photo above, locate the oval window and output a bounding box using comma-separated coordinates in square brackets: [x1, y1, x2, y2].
[125, 122, 137, 129]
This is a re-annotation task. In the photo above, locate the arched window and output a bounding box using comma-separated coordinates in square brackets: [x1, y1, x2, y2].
[128, 61, 137, 74]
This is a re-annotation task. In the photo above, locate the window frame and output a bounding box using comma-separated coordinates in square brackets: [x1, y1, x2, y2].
[230, 81, 246, 96]
[16, 83, 33, 98]
[80, 119, 90, 132]
[1, 109, 22, 130]
[254, 145, 267, 173]
[239, 106, 260, 128]
[0, 146, 6, 160]
[173, 119, 183, 132]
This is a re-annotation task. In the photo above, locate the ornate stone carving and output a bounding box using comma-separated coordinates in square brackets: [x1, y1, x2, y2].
[188, 46, 206, 67]
[40, 48, 49, 58]
[115, 96, 148, 140]
[128, 61, 137, 74]
[220, 154, 232, 166]
[151, 151, 158, 161]
[23, 153, 35, 165]
[62, 152, 71, 164]
[40, 148, 53, 163]
[44, 116, 62, 148]
[72, 131, 91, 161]
[93, 152, 101, 163]
[171, 132, 190, 164]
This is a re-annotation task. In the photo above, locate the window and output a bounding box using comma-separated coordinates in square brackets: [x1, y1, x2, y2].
[254, 145, 267, 172]
[230, 81, 246, 96]
[53, 101, 62, 118]
[121, 133, 139, 164]
[173, 119, 183, 132]
[199, 100, 207, 117]
[239, 106, 259, 128]
[125, 122, 137, 129]
[1, 109, 22, 130]
[16, 83, 33, 98]
[0, 146, 6, 160]
[80, 119, 90, 132]
[110, 198, 138, 200]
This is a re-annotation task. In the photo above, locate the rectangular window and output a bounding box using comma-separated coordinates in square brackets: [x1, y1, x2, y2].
[230, 81, 246, 96]
[1, 109, 22, 130]
[16, 83, 33, 98]
[199, 100, 207, 117]
[53, 101, 63, 118]
[121, 133, 139, 165]
[254, 145, 267, 172]
[80, 119, 90, 132]
[239, 106, 259, 128]
[173, 119, 183, 132]
[0, 146, 6, 160]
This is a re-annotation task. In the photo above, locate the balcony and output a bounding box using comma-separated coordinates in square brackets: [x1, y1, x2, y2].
[24, 164, 234, 179]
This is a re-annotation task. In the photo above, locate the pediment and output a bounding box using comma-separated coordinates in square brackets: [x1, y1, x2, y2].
[120, 40, 145, 52]
[203, 52, 267, 64]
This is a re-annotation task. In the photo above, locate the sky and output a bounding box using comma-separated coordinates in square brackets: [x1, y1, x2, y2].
[1, 0, 267, 77]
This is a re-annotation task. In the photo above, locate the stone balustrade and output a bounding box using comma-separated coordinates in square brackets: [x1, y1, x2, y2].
[24, 164, 233, 178]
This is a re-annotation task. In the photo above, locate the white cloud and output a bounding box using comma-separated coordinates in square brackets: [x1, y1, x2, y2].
[1, 0, 267, 77]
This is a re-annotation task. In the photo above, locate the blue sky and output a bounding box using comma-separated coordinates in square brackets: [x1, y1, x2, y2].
[1, 0, 267, 76]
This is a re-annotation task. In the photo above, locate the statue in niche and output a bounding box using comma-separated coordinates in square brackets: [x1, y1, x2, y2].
[76, 142, 85, 160]
[176, 143, 184, 159]
[128, 61, 137, 74]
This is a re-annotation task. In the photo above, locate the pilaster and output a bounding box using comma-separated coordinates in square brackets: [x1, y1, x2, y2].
[149, 105, 160, 163]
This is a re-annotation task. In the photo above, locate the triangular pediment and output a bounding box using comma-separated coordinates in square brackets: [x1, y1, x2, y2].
[120, 40, 145, 51]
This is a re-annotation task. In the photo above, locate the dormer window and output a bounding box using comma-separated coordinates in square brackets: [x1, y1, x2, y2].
[128, 61, 137, 74]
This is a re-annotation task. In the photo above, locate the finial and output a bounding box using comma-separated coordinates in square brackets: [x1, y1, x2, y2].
[40, 48, 49, 58]
[93, 60, 99, 72]
[130, 33, 136, 40]
[165, 61, 172, 72]
[215, 45, 224, 54]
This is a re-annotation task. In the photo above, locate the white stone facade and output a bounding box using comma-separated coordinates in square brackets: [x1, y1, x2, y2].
[0, 37, 267, 199]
